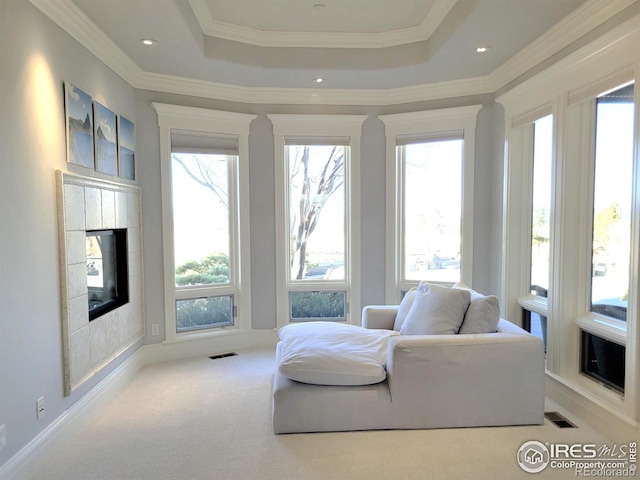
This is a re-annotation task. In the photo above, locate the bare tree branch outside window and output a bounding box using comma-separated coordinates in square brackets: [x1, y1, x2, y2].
[289, 145, 345, 280]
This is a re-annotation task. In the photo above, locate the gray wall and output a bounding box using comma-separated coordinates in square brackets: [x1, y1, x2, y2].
[0, 0, 501, 467]
[135, 92, 499, 335]
[0, 0, 140, 466]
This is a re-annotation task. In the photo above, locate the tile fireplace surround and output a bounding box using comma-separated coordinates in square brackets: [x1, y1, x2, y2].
[56, 171, 144, 396]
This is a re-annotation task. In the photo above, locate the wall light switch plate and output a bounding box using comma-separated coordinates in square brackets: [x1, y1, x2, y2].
[152, 324, 159, 336]
[36, 397, 44, 419]
[0, 424, 6, 450]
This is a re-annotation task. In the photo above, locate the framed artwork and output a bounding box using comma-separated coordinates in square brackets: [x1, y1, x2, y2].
[64, 83, 95, 168]
[94, 102, 118, 176]
[118, 115, 135, 180]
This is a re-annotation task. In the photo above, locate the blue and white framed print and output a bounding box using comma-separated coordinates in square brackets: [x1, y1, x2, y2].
[117, 115, 135, 180]
[65, 83, 95, 169]
[94, 101, 118, 176]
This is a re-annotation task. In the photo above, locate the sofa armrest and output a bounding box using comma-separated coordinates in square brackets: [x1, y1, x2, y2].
[361, 305, 398, 330]
[386, 328, 545, 428]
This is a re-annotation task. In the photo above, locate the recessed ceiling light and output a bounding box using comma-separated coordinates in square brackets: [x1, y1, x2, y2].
[313, 77, 325, 83]
[313, 4, 326, 10]
[475, 46, 490, 53]
[140, 38, 158, 46]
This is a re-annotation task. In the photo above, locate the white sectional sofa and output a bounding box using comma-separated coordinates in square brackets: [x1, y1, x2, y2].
[272, 305, 545, 434]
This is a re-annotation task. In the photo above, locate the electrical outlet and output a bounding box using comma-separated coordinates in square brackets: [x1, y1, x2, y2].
[36, 397, 45, 419]
[0, 424, 6, 450]
[152, 323, 159, 336]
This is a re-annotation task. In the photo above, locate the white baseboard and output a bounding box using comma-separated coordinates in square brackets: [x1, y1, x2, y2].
[0, 348, 146, 480]
[0, 329, 278, 480]
[545, 374, 640, 442]
[141, 328, 278, 365]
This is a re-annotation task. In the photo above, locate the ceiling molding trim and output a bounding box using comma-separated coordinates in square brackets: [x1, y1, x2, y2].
[31, 0, 634, 106]
[496, 14, 640, 108]
[136, 71, 493, 106]
[188, 0, 458, 49]
[489, 0, 638, 91]
[29, 0, 142, 85]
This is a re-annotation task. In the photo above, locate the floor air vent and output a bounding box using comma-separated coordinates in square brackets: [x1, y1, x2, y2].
[545, 411, 577, 428]
[208, 352, 238, 360]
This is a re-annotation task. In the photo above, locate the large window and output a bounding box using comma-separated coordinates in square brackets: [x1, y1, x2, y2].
[519, 114, 554, 351]
[380, 106, 481, 301]
[497, 22, 640, 433]
[401, 139, 463, 283]
[530, 115, 553, 299]
[154, 104, 255, 341]
[590, 83, 635, 322]
[270, 115, 365, 326]
[287, 143, 347, 321]
[171, 147, 235, 332]
[500, 70, 638, 417]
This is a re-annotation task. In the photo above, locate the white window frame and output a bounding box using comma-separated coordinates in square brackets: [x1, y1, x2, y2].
[567, 75, 637, 369]
[506, 106, 556, 326]
[153, 103, 255, 343]
[379, 106, 481, 303]
[497, 50, 640, 422]
[269, 114, 366, 328]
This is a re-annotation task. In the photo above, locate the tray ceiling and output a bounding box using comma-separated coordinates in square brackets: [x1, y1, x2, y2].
[31, 0, 637, 102]
[189, 0, 458, 48]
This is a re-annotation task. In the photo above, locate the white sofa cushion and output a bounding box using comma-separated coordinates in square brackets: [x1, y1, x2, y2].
[277, 322, 399, 386]
[393, 288, 417, 331]
[453, 282, 500, 334]
[400, 283, 470, 335]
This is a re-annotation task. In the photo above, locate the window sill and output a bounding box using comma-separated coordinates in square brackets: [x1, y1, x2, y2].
[518, 295, 548, 316]
[546, 369, 626, 412]
[575, 314, 626, 345]
[163, 324, 249, 345]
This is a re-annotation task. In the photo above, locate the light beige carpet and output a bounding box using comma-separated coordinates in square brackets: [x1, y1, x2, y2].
[34, 348, 611, 480]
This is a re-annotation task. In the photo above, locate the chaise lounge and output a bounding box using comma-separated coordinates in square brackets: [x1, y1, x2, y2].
[272, 283, 545, 434]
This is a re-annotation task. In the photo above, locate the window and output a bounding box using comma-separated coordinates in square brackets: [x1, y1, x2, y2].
[581, 330, 625, 393]
[497, 27, 640, 429]
[590, 83, 634, 322]
[500, 73, 638, 412]
[286, 142, 347, 321]
[380, 106, 481, 301]
[270, 114, 366, 326]
[154, 103, 255, 341]
[518, 113, 553, 350]
[401, 138, 463, 283]
[171, 147, 235, 332]
[522, 308, 547, 353]
[530, 115, 553, 300]
[500, 104, 555, 330]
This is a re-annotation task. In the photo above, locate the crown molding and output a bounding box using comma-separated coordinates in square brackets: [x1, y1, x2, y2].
[379, 104, 482, 127]
[188, 0, 457, 49]
[496, 14, 640, 109]
[489, 0, 637, 91]
[137, 70, 493, 106]
[29, 0, 637, 106]
[29, 0, 142, 85]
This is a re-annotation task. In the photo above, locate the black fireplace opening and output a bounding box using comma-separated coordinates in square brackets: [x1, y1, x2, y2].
[86, 229, 129, 321]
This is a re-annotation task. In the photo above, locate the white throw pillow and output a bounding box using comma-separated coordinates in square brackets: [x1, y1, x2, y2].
[453, 282, 501, 334]
[277, 322, 399, 386]
[399, 283, 470, 335]
[393, 288, 417, 331]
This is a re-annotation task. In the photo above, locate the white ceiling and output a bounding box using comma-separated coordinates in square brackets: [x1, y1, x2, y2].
[200, 0, 442, 34]
[32, 0, 637, 103]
